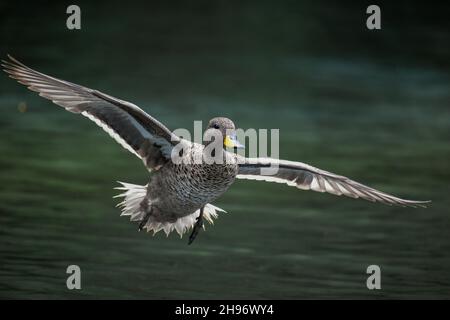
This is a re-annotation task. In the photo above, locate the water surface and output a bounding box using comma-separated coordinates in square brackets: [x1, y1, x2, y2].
[0, 1, 449, 299]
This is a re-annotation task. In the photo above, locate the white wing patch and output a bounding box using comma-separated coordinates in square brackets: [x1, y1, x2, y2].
[81, 111, 141, 158]
[236, 174, 299, 187]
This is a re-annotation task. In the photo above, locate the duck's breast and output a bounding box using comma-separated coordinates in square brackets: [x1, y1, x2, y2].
[148, 150, 238, 217]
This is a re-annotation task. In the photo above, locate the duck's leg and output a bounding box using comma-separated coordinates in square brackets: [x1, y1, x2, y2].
[188, 207, 204, 245]
[139, 206, 153, 231]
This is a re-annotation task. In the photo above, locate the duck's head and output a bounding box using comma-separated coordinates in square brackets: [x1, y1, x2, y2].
[205, 117, 245, 149]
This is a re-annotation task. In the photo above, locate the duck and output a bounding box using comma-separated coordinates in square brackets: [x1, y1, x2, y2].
[2, 55, 430, 244]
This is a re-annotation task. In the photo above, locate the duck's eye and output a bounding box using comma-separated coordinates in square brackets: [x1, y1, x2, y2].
[213, 124, 220, 129]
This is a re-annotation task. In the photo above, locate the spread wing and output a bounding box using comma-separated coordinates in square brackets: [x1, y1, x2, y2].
[237, 157, 430, 208]
[2, 55, 179, 170]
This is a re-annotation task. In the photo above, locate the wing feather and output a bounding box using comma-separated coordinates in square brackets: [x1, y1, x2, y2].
[237, 157, 430, 208]
[2, 55, 177, 170]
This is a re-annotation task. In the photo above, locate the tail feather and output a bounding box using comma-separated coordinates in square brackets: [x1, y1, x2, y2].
[114, 181, 225, 237]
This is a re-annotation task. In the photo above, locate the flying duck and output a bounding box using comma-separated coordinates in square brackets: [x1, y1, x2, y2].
[2, 55, 430, 244]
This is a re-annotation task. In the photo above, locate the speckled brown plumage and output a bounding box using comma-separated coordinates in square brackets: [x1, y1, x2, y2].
[143, 142, 238, 223]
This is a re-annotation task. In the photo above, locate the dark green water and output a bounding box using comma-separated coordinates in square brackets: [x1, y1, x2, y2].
[1, 1, 449, 299]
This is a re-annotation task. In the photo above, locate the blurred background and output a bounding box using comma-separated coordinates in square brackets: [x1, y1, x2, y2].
[0, 0, 449, 299]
